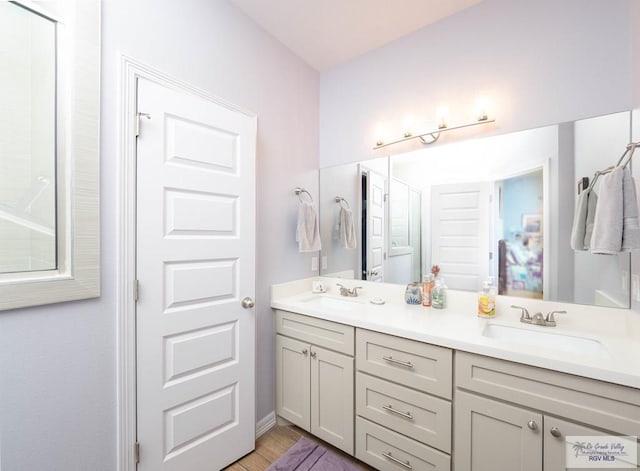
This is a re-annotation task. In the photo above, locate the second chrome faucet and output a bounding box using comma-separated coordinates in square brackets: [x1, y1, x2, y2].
[336, 283, 362, 297]
[511, 305, 566, 327]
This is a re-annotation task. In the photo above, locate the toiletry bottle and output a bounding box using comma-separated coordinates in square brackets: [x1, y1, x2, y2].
[422, 274, 433, 307]
[432, 277, 447, 309]
[477, 277, 496, 318]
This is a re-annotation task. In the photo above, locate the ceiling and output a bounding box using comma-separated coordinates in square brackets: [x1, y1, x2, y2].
[230, 0, 484, 71]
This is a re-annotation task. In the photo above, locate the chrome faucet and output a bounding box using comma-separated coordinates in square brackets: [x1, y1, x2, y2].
[336, 283, 363, 297]
[512, 305, 566, 327]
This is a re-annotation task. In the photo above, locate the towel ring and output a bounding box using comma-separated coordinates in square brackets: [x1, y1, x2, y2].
[294, 187, 313, 203]
[335, 196, 351, 210]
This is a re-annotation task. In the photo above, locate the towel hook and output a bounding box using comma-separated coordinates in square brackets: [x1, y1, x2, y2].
[335, 196, 351, 210]
[294, 187, 313, 203]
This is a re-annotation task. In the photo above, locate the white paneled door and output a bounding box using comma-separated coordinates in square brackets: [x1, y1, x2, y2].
[363, 167, 386, 282]
[431, 182, 491, 291]
[135, 78, 256, 471]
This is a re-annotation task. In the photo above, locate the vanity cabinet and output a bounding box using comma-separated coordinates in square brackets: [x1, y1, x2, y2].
[454, 351, 640, 471]
[275, 310, 355, 454]
[355, 329, 453, 471]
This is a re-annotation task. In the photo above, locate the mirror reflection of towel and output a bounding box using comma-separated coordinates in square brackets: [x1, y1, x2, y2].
[591, 167, 623, 254]
[570, 188, 590, 250]
[622, 167, 640, 251]
[339, 207, 357, 250]
[296, 202, 321, 252]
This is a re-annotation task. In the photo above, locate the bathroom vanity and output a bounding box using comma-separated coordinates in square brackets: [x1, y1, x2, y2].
[272, 277, 640, 471]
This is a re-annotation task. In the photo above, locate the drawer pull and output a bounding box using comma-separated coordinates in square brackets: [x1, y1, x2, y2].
[382, 404, 414, 421]
[302, 348, 308, 356]
[382, 451, 413, 470]
[527, 420, 538, 431]
[550, 427, 561, 438]
[382, 356, 414, 368]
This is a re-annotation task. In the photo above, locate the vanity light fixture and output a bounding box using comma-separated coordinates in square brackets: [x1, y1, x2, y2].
[373, 113, 495, 150]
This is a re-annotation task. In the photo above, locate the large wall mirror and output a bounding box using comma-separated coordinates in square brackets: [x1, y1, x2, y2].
[319, 111, 633, 308]
[0, 0, 100, 310]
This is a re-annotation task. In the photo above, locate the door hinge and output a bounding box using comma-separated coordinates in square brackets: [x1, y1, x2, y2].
[134, 279, 140, 302]
[134, 441, 140, 464]
[384, 193, 388, 202]
[135, 112, 151, 137]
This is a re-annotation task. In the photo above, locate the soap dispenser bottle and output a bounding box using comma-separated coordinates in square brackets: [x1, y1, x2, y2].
[477, 277, 496, 318]
[432, 277, 447, 309]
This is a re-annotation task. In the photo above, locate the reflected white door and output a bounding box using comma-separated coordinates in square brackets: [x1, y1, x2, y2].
[365, 168, 386, 282]
[136, 78, 256, 471]
[431, 182, 490, 291]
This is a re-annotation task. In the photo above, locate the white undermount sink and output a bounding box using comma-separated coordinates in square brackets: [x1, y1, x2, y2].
[297, 295, 364, 312]
[482, 323, 608, 357]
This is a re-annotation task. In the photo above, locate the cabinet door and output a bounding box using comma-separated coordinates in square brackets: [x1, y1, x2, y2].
[545, 416, 640, 471]
[310, 345, 355, 454]
[455, 390, 542, 471]
[275, 335, 311, 430]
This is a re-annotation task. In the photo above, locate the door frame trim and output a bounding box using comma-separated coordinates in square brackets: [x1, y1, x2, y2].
[115, 55, 256, 471]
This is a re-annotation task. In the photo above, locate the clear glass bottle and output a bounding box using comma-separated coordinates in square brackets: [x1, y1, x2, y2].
[431, 277, 447, 309]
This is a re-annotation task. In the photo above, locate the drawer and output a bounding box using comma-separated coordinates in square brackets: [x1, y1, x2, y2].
[356, 329, 452, 399]
[455, 351, 640, 436]
[356, 372, 451, 453]
[356, 417, 450, 471]
[275, 310, 354, 355]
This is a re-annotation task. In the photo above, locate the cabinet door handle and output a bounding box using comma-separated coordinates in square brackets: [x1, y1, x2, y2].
[382, 356, 414, 368]
[310, 351, 317, 359]
[382, 404, 414, 421]
[302, 348, 308, 356]
[527, 420, 538, 431]
[382, 451, 412, 470]
[550, 427, 561, 438]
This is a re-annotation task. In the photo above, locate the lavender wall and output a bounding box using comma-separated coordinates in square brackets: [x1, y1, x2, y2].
[320, 0, 632, 168]
[0, 1, 319, 469]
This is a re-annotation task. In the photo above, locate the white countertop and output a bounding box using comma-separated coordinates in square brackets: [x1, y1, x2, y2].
[271, 277, 640, 389]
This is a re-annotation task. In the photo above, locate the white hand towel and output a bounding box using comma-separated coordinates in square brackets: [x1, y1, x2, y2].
[296, 201, 321, 252]
[622, 167, 640, 251]
[583, 190, 598, 249]
[591, 167, 624, 254]
[339, 207, 357, 249]
[570, 189, 589, 250]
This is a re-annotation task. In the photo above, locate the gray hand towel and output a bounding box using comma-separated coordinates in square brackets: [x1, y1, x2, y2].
[622, 167, 640, 251]
[583, 190, 598, 249]
[570, 189, 589, 250]
[591, 167, 624, 254]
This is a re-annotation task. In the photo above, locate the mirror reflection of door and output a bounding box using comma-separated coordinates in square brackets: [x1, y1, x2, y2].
[430, 182, 491, 291]
[360, 166, 386, 282]
[497, 169, 544, 299]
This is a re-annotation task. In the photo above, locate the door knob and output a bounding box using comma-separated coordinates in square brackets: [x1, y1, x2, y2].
[550, 427, 561, 438]
[241, 297, 255, 309]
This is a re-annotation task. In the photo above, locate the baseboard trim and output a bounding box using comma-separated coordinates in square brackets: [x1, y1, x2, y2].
[256, 411, 277, 438]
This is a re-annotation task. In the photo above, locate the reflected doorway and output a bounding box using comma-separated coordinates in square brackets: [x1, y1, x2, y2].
[497, 169, 544, 299]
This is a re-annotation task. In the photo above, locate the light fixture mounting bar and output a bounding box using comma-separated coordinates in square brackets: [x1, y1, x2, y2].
[373, 118, 495, 150]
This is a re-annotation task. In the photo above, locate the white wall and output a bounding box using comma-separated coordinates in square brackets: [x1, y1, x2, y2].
[320, 0, 632, 168]
[0, 1, 319, 469]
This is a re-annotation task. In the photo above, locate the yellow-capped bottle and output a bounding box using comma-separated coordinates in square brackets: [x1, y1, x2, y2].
[477, 278, 496, 318]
